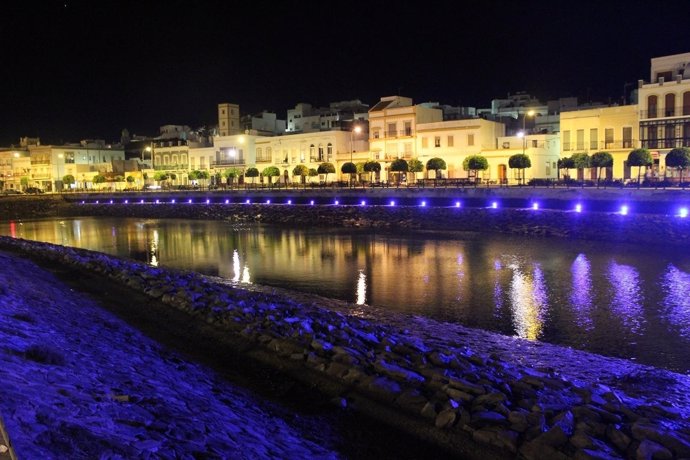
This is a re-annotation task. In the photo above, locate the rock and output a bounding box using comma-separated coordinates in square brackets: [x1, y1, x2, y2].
[471, 411, 507, 427]
[636, 439, 672, 460]
[395, 390, 429, 414]
[606, 425, 631, 452]
[570, 430, 595, 450]
[373, 359, 426, 384]
[444, 387, 474, 403]
[447, 378, 485, 395]
[520, 440, 570, 460]
[472, 428, 519, 453]
[535, 425, 569, 448]
[365, 376, 402, 401]
[435, 408, 457, 428]
[420, 401, 437, 420]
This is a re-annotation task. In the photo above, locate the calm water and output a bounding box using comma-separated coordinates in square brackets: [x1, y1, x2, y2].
[3, 217, 690, 373]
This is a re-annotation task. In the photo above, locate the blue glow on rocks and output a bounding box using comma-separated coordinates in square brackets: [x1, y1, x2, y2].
[620, 205, 629, 215]
[310, 200, 315, 205]
[455, 201, 461, 208]
[188, 199, 192, 204]
[246, 199, 251, 204]
[171, 199, 176, 204]
[421, 201, 427, 207]
[390, 200, 396, 206]
[287, 200, 292, 205]
[109, 200, 113, 204]
[266, 199, 271, 204]
[334, 200, 339, 205]
[679, 207, 688, 218]
[206, 199, 210, 204]
[575, 203, 582, 213]
[95, 200, 99, 204]
[360, 200, 366, 206]
[140, 199, 144, 204]
[532, 202, 539, 210]
[491, 201, 498, 209]
[224, 199, 229, 204]
[124, 200, 128, 204]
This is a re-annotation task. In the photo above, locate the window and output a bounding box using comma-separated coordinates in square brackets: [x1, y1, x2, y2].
[647, 126, 658, 149]
[563, 130, 571, 151]
[318, 145, 324, 161]
[532, 140, 538, 148]
[604, 128, 614, 149]
[434, 136, 441, 148]
[421, 137, 428, 148]
[448, 135, 454, 147]
[163, 155, 170, 165]
[327, 143, 333, 160]
[387, 123, 396, 137]
[665, 124, 676, 148]
[665, 93, 676, 117]
[404, 142, 412, 157]
[309, 144, 315, 161]
[373, 129, 380, 139]
[404, 121, 412, 136]
[181, 154, 187, 165]
[622, 127, 633, 148]
[222, 110, 225, 115]
[468, 134, 474, 146]
[684, 92, 690, 116]
[576, 129, 584, 150]
[590, 128, 598, 150]
[648, 95, 658, 118]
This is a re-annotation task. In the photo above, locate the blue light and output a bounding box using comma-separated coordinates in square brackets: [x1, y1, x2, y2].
[225, 199, 229, 204]
[620, 205, 629, 215]
[96, 200, 99, 204]
[266, 199, 271, 204]
[310, 200, 315, 205]
[81, 200, 85, 204]
[679, 207, 688, 218]
[335, 200, 339, 205]
[360, 200, 366, 206]
[287, 200, 292, 205]
[455, 201, 461, 208]
[390, 200, 396, 206]
[155, 199, 159, 204]
[491, 201, 498, 209]
[421, 200, 427, 207]
[188, 199, 192, 204]
[171, 199, 175, 204]
[124, 200, 128, 204]
[246, 199, 251, 204]
[109, 200, 113, 204]
[206, 199, 210, 204]
[575, 203, 582, 213]
[140, 199, 144, 204]
[532, 202, 539, 210]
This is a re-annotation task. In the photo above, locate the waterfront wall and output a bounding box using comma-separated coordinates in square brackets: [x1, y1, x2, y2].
[2, 189, 690, 246]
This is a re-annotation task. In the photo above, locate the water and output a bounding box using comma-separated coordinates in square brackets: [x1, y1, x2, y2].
[2, 217, 689, 373]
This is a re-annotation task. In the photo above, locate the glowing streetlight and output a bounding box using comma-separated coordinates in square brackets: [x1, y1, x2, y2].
[350, 125, 362, 164]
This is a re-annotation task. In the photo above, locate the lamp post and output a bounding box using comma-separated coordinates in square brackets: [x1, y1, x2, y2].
[56, 153, 64, 193]
[350, 125, 362, 164]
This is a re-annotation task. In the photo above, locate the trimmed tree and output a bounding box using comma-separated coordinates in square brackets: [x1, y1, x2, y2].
[408, 159, 424, 183]
[590, 151, 613, 187]
[463, 155, 489, 186]
[508, 153, 531, 185]
[126, 175, 135, 185]
[341, 162, 357, 185]
[223, 167, 241, 186]
[426, 157, 447, 179]
[570, 152, 591, 183]
[558, 156, 575, 181]
[62, 174, 75, 190]
[245, 167, 260, 184]
[627, 148, 653, 187]
[363, 161, 381, 182]
[665, 147, 690, 187]
[293, 164, 309, 184]
[308, 168, 319, 182]
[261, 166, 281, 184]
[390, 158, 408, 185]
[317, 162, 335, 183]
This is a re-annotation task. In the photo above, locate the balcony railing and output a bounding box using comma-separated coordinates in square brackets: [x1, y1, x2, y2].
[641, 138, 690, 149]
[640, 106, 690, 119]
[211, 159, 245, 167]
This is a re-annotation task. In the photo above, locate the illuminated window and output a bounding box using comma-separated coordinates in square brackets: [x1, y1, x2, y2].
[605, 128, 614, 148]
[467, 134, 474, 146]
[576, 129, 584, 150]
[622, 127, 633, 148]
[422, 137, 428, 148]
[434, 136, 441, 148]
[590, 128, 598, 150]
[448, 135, 454, 147]
[648, 95, 658, 118]
[665, 93, 676, 116]
[563, 130, 571, 151]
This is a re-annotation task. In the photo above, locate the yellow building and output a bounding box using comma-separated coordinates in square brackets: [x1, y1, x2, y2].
[559, 105, 639, 180]
[415, 118, 506, 179]
[638, 51, 690, 180]
[368, 96, 442, 180]
[482, 134, 560, 183]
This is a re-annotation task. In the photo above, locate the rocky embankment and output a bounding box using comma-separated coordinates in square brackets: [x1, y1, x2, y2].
[2, 236, 689, 459]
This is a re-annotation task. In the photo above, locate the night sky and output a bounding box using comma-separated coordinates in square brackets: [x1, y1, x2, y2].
[3, 0, 690, 146]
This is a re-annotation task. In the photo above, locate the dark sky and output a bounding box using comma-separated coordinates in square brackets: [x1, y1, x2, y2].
[3, 0, 690, 145]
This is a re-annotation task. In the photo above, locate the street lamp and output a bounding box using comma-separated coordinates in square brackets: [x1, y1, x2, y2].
[522, 109, 535, 134]
[350, 125, 362, 164]
[56, 153, 64, 192]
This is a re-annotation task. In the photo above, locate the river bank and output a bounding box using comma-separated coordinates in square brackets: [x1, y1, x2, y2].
[2, 189, 690, 246]
[1, 236, 689, 459]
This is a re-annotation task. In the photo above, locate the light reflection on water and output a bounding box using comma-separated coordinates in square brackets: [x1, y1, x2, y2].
[3, 216, 690, 373]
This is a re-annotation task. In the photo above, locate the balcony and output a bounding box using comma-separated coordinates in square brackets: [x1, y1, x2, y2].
[641, 138, 690, 149]
[640, 106, 690, 119]
[211, 159, 245, 167]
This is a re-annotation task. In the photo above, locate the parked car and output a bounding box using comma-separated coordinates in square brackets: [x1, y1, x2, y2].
[25, 187, 44, 194]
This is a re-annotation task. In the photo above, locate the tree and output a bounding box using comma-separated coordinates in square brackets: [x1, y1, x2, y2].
[245, 167, 260, 184]
[62, 174, 75, 190]
[293, 164, 309, 184]
[590, 151, 613, 187]
[508, 153, 531, 185]
[308, 168, 318, 181]
[390, 158, 408, 185]
[363, 161, 381, 182]
[93, 174, 106, 184]
[627, 148, 653, 187]
[20, 177, 29, 189]
[558, 156, 575, 180]
[317, 162, 335, 183]
[407, 159, 423, 183]
[426, 157, 446, 179]
[223, 168, 241, 185]
[261, 166, 280, 184]
[126, 175, 135, 187]
[153, 171, 169, 182]
[341, 162, 357, 185]
[665, 147, 690, 187]
[463, 155, 489, 186]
